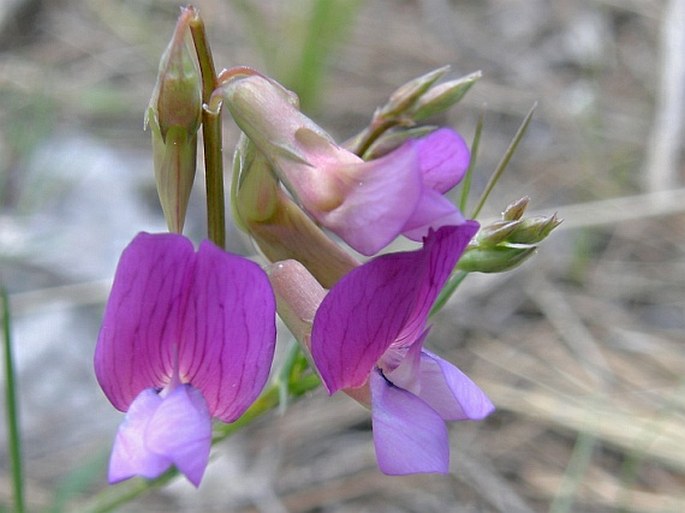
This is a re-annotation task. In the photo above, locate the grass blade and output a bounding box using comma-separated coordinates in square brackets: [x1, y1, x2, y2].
[470, 103, 537, 219]
[2, 288, 25, 513]
[459, 108, 485, 213]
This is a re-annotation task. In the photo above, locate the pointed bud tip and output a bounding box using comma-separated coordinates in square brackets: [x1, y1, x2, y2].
[380, 66, 451, 119]
[502, 196, 530, 221]
[149, 9, 202, 138]
[411, 69, 482, 121]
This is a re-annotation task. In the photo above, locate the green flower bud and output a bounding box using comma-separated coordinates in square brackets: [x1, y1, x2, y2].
[509, 213, 562, 244]
[475, 219, 521, 247]
[232, 135, 280, 227]
[457, 243, 537, 273]
[411, 70, 481, 121]
[148, 9, 202, 138]
[379, 66, 449, 119]
[146, 7, 202, 233]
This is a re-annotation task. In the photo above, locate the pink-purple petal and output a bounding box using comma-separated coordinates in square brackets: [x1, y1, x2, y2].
[311, 224, 478, 394]
[416, 128, 470, 193]
[312, 252, 428, 393]
[95, 233, 195, 411]
[145, 385, 212, 487]
[180, 240, 276, 422]
[401, 188, 466, 241]
[394, 223, 479, 347]
[370, 370, 449, 475]
[108, 388, 170, 484]
[416, 350, 495, 421]
[317, 142, 423, 256]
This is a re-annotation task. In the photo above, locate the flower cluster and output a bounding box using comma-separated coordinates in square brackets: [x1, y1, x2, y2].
[94, 6, 557, 488]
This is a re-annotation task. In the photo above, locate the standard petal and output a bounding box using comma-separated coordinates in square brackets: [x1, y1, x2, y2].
[416, 128, 470, 193]
[145, 384, 212, 487]
[311, 224, 478, 394]
[370, 370, 449, 475]
[416, 350, 495, 421]
[95, 233, 195, 411]
[317, 142, 423, 256]
[180, 241, 276, 422]
[108, 388, 170, 484]
[394, 222, 479, 347]
[401, 188, 466, 241]
[311, 250, 429, 393]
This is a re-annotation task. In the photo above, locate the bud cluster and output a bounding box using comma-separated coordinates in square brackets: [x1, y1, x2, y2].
[347, 67, 482, 159]
[458, 197, 562, 273]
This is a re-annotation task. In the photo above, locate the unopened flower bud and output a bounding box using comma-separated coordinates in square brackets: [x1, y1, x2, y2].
[457, 243, 537, 273]
[509, 213, 562, 244]
[379, 66, 449, 119]
[148, 9, 202, 137]
[218, 72, 355, 214]
[146, 7, 202, 233]
[232, 135, 279, 227]
[502, 196, 530, 221]
[233, 136, 358, 287]
[476, 220, 521, 247]
[411, 70, 482, 121]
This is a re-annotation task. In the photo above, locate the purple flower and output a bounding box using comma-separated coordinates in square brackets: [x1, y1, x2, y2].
[310, 224, 494, 475]
[400, 128, 469, 241]
[221, 74, 470, 255]
[94, 233, 276, 486]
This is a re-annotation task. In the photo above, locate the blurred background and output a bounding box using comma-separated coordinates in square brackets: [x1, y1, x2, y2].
[1, 0, 684, 512]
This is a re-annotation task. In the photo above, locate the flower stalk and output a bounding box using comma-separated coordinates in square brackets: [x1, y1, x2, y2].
[188, 7, 225, 248]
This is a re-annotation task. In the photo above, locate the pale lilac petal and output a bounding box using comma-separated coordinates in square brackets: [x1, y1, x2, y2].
[180, 241, 276, 422]
[95, 233, 194, 411]
[311, 224, 478, 393]
[145, 385, 212, 487]
[316, 142, 423, 256]
[370, 370, 449, 475]
[401, 188, 466, 241]
[416, 350, 495, 421]
[381, 329, 428, 390]
[108, 388, 170, 484]
[416, 128, 470, 193]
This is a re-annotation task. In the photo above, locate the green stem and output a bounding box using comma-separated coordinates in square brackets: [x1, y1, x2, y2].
[202, 110, 226, 248]
[470, 103, 536, 219]
[2, 288, 26, 513]
[429, 270, 468, 317]
[188, 9, 226, 248]
[355, 118, 398, 158]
